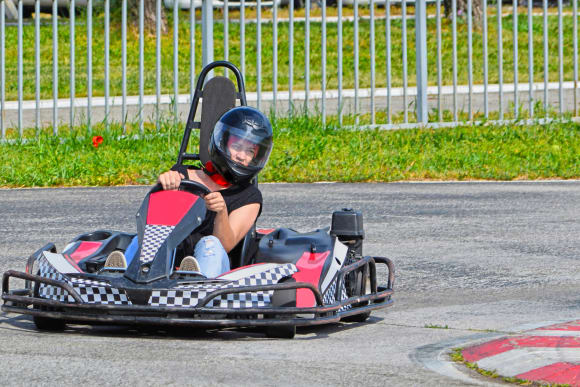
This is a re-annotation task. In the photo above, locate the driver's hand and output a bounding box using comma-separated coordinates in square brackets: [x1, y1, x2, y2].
[203, 192, 227, 214]
[158, 170, 185, 191]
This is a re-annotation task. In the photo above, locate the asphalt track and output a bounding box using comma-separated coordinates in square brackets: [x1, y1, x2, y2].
[0, 181, 579, 386]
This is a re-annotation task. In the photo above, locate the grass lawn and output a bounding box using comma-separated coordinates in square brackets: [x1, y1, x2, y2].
[2, 5, 578, 103]
[0, 115, 578, 187]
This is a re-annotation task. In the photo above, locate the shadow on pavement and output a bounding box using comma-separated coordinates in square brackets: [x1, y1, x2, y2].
[0, 312, 385, 341]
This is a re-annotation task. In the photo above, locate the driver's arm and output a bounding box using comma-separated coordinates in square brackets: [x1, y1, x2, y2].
[205, 192, 259, 253]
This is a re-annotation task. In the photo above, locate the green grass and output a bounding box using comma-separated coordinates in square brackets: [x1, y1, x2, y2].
[0, 114, 578, 187]
[2, 7, 579, 103]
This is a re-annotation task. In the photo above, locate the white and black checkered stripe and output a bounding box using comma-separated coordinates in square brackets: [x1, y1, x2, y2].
[139, 224, 175, 264]
[36, 257, 131, 305]
[68, 277, 110, 287]
[38, 256, 75, 303]
[149, 264, 297, 308]
[322, 276, 351, 311]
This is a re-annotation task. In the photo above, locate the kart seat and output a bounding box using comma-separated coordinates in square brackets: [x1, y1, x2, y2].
[177, 62, 255, 271]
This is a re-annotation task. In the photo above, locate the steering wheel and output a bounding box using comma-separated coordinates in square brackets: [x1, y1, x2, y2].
[179, 179, 211, 196]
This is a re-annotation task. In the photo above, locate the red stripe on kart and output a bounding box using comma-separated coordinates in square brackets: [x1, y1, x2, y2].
[256, 228, 276, 235]
[536, 320, 580, 331]
[292, 251, 330, 308]
[218, 263, 267, 277]
[516, 362, 580, 386]
[147, 191, 199, 226]
[463, 336, 580, 362]
[69, 241, 101, 263]
[63, 254, 83, 273]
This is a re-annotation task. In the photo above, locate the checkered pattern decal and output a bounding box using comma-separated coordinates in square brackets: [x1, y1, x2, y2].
[139, 224, 175, 264]
[36, 256, 131, 305]
[149, 263, 297, 308]
[38, 256, 76, 303]
[322, 275, 350, 311]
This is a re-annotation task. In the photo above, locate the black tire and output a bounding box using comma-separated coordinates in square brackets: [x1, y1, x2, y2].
[33, 315, 66, 331]
[341, 311, 371, 323]
[342, 262, 372, 323]
[265, 324, 296, 339]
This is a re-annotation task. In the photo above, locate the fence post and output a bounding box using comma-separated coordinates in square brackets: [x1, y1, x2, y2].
[415, 0, 428, 123]
[202, 0, 214, 69]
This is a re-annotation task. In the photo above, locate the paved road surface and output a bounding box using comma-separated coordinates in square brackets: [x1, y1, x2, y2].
[0, 181, 579, 386]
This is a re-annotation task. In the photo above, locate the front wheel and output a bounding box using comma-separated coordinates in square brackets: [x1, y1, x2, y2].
[33, 315, 66, 331]
[265, 324, 296, 339]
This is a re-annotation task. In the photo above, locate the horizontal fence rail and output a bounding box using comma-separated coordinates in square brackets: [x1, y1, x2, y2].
[0, 0, 579, 139]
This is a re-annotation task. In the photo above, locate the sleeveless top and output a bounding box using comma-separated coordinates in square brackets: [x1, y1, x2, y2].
[171, 165, 263, 254]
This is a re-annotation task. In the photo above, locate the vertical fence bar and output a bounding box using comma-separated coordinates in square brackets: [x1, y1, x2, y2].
[70, 0, 75, 129]
[467, 0, 472, 121]
[104, 0, 110, 130]
[173, 0, 179, 124]
[386, 0, 391, 124]
[483, 0, 488, 118]
[17, 0, 22, 136]
[190, 0, 195, 102]
[528, 0, 533, 118]
[52, 0, 58, 135]
[156, 0, 161, 130]
[354, 0, 359, 124]
[122, 0, 127, 131]
[402, 0, 407, 123]
[322, 0, 326, 124]
[257, 0, 262, 110]
[139, 0, 144, 133]
[415, 0, 427, 124]
[513, 0, 518, 118]
[202, 0, 213, 68]
[288, 0, 292, 112]
[558, 0, 563, 116]
[452, 0, 457, 122]
[338, 0, 342, 125]
[574, 0, 578, 117]
[224, 0, 228, 63]
[436, 0, 441, 122]
[543, 0, 547, 115]
[241, 0, 245, 79]
[0, 0, 3, 139]
[87, 0, 93, 131]
[273, 0, 278, 113]
[305, 0, 310, 111]
[370, 0, 375, 125]
[35, 0, 40, 132]
[497, 0, 503, 120]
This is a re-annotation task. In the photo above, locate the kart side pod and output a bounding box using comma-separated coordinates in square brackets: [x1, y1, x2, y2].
[330, 208, 364, 256]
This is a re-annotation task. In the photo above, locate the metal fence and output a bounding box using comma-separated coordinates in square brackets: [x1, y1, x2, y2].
[0, 0, 578, 139]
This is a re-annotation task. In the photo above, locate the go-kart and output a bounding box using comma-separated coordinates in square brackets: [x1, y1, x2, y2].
[1, 61, 395, 339]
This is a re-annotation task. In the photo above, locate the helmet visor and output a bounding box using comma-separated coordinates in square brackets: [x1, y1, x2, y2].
[212, 121, 272, 169]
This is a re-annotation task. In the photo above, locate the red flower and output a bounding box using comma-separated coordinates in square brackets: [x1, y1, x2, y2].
[92, 136, 104, 148]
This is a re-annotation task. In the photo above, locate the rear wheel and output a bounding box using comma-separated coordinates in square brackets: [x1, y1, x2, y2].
[265, 324, 296, 339]
[33, 315, 66, 331]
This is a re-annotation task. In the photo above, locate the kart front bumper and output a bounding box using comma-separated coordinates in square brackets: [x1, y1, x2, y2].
[2, 257, 395, 328]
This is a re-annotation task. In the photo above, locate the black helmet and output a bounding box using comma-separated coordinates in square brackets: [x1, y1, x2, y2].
[208, 106, 273, 185]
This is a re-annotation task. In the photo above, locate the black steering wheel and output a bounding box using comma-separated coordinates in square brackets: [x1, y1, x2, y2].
[179, 179, 211, 196]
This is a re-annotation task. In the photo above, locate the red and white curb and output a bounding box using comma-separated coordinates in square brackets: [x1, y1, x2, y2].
[462, 320, 580, 386]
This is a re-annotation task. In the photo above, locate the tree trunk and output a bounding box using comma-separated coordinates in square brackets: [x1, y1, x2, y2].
[443, 0, 483, 25]
[128, 0, 168, 35]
